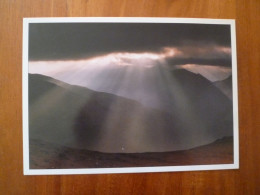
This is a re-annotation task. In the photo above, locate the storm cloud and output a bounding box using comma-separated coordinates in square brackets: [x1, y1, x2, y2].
[29, 22, 232, 63]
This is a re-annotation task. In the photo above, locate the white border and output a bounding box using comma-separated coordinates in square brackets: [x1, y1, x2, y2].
[23, 17, 239, 175]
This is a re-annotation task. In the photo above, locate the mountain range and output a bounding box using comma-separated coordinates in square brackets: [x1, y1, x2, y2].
[29, 68, 233, 153]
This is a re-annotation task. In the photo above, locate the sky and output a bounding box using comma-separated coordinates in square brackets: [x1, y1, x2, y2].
[28, 22, 233, 86]
[29, 22, 232, 65]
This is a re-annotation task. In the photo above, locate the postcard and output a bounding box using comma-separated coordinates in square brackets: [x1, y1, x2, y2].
[23, 17, 238, 175]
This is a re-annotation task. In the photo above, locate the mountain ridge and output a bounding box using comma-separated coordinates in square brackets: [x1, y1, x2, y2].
[29, 72, 233, 153]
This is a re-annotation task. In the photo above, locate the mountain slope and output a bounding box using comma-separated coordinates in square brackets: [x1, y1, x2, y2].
[30, 136, 233, 169]
[168, 69, 233, 133]
[29, 73, 233, 153]
[214, 75, 233, 99]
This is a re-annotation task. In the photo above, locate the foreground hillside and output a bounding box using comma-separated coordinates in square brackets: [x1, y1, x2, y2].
[30, 136, 233, 169]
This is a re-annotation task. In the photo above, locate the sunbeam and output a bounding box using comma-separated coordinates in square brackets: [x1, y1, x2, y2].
[29, 45, 233, 153]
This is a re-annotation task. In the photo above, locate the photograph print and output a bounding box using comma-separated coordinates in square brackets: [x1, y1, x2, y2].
[23, 18, 238, 175]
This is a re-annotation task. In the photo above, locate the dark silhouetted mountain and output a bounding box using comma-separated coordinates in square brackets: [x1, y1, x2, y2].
[214, 75, 232, 99]
[168, 69, 233, 129]
[29, 72, 233, 153]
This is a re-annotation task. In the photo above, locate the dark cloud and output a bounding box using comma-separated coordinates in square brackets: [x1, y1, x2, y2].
[29, 23, 231, 61]
[166, 57, 231, 67]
